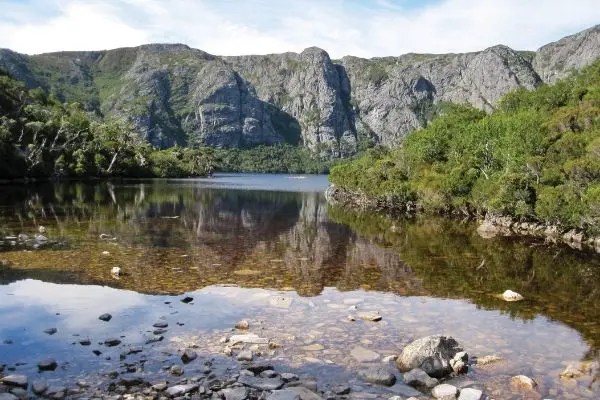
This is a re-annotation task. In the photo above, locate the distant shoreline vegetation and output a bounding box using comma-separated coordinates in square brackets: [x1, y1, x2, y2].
[0, 68, 338, 179]
[329, 59, 600, 236]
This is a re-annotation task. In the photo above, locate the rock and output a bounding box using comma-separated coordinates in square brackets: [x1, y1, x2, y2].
[43, 327, 57, 335]
[119, 376, 145, 387]
[181, 349, 198, 363]
[32, 380, 48, 395]
[403, 368, 438, 389]
[245, 363, 274, 374]
[237, 350, 253, 361]
[268, 390, 301, 400]
[560, 364, 588, 379]
[105, 338, 121, 347]
[128, 346, 143, 354]
[38, 226, 46, 233]
[351, 346, 380, 363]
[285, 387, 324, 400]
[333, 385, 351, 395]
[357, 366, 397, 386]
[501, 290, 524, 301]
[146, 335, 164, 344]
[396, 335, 463, 378]
[450, 351, 468, 373]
[79, 338, 91, 346]
[229, 334, 269, 345]
[475, 355, 504, 366]
[45, 385, 66, 397]
[432, 384, 458, 400]
[98, 313, 112, 322]
[511, 375, 537, 390]
[0, 394, 18, 400]
[0, 375, 28, 388]
[222, 387, 250, 400]
[152, 382, 168, 391]
[153, 328, 168, 335]
[165, 384, 198, 397]
[153, 321, 168, 328]
[181, 296, 194, 303]
[170, 365, 184, 376]
[37, 358, 57, 371]
[235, 320, 250, 330]
[237, 375, 284, 390]
[357, 311, 382, 322]
[281, 372, 299, 382]
[457, 388, 483, 400]
[260, 370, 278, 378]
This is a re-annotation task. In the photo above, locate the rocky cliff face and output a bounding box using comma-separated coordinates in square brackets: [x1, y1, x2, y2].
[1, 25, 599, 153]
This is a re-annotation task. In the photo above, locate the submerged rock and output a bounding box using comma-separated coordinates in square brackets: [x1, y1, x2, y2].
[457, 388, 483, 400]
[357, 366, 397, 386]
[356, 311, 382, 322]
[37, 358, 57, 371]
[32, 380, 48, 395]
[235, 320, 250, 330]
[98, 313, 112, 322]
[475, 355, 504, 366]
[510, 375, 537, 390]
[181, 349, 198, 363]
[237, 375, 284, 390]
[1, 375, 29, 388]
[403, 368, 438, 388]
[104, 338, 121, 347]
[43, 327, 57, 335]
[165, 383, 198, 397]
[351, 346, 380, 363]
[397, 335, 463, 378]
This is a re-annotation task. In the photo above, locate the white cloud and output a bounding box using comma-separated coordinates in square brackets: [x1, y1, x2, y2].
[0, 0, 599, 58]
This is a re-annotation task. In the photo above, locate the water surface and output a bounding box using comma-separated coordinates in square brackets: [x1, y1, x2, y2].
[0, 173, 599, 399]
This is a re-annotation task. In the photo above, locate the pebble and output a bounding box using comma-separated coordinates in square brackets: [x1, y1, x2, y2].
[237, 350, 254, 361]
[32, 380, 48, 395]
[1, 375, 28, 388]
[511, 375, 537, 390]
[153, 321, 168, 328]
[98, 313, 112, 322]
[502, 290, 524, 301]
[237, 375, 284, 390]
[457, 388, 483, 400]
[43, 327, 58, 335]
[181, 296, 194, 303]
[181, 348, 198, 363]
[281, 373, 299, 382]
[235, 320, 250, 330]
[104, 338, 121, 347]
[432, 384, 458, 400]
[37, 358, 57, 371]
[357, 366, 397, 386]
[170, 365, 184, 376]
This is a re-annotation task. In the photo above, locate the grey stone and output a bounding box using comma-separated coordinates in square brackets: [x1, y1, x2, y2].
[0, 394, 17, 400]
[388, 383, 423, 398]
[285, 387, 324, 400]
[351, 346, 380, 363]
[0, 375, 28, 388]
[432, 383, 459, 400]
[181, 349, 198, 363]
[267, 390, 300, 400]
[237, 375, 284, 391]
[32, 380, 48, 395]
[457, 388, 483, 400]
[357, 366, 397, 386]
[165, 384, 198, 397]
[153, 321, 168, 328]
[333, 385, 351, 395]
[236, 350, 253, 362]
[98, 313, 112, 322]
[403, 368, 439, 388]
[119, 376, 145, 387]
[397, 335, 463, 378]
[37, 358, 57, 371]
[104, 338, 121, 347]
[43, 327, 57, 335]
[222, 387, 249, 400]
[281, 373, 299, 382]
[260, 370, 278, 378]
[170, 365, 184, 376]
[146, 335, 164, 344]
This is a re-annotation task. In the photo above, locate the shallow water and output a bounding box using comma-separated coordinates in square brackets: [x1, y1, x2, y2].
[0, 174, 599, 399]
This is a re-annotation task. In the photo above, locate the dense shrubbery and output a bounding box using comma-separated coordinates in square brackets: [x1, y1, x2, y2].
[0, 70, 214, 179]
[214, 144, 336, 174]
[330, 60, 600, 234]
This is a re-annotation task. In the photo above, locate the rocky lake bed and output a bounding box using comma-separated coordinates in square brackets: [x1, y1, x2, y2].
[1, 175, 599, 400]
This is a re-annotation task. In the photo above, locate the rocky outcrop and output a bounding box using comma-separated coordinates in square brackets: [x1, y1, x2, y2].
[0, 25, 599, 153]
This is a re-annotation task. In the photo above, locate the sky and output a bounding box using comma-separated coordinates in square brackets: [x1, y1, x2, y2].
[1, 0, 599, 58]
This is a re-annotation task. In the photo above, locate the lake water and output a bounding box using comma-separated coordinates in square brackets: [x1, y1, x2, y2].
[0, 173, 599, 399]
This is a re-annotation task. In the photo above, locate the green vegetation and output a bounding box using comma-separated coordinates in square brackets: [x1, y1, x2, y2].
[214, 144, 336, 174]
[0, 69, 214, 179]
[330, 59, 600, 234]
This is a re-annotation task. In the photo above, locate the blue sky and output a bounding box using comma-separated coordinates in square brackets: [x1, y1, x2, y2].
[1, 0, 599, 57]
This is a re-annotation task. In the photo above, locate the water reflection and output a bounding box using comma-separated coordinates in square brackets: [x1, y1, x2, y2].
[0, 176, 599, 398]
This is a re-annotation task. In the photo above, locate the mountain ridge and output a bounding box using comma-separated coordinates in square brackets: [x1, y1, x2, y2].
[1, 24, 599, 156]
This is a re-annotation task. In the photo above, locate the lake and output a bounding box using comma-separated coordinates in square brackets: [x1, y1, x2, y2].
[0, 173, 599, 399]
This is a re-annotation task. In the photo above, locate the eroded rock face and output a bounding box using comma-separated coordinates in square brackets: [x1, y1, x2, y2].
[396, 335, 464, 378]
[0, 25, 599, 153]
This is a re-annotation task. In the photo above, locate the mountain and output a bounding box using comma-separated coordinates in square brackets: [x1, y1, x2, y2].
[1, 25, 599, 156]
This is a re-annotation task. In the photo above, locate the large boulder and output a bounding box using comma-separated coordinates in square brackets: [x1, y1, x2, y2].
[396, 335, 464, 378]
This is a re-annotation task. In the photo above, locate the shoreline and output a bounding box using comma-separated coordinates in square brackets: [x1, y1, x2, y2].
[324, 184, 600, 254]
